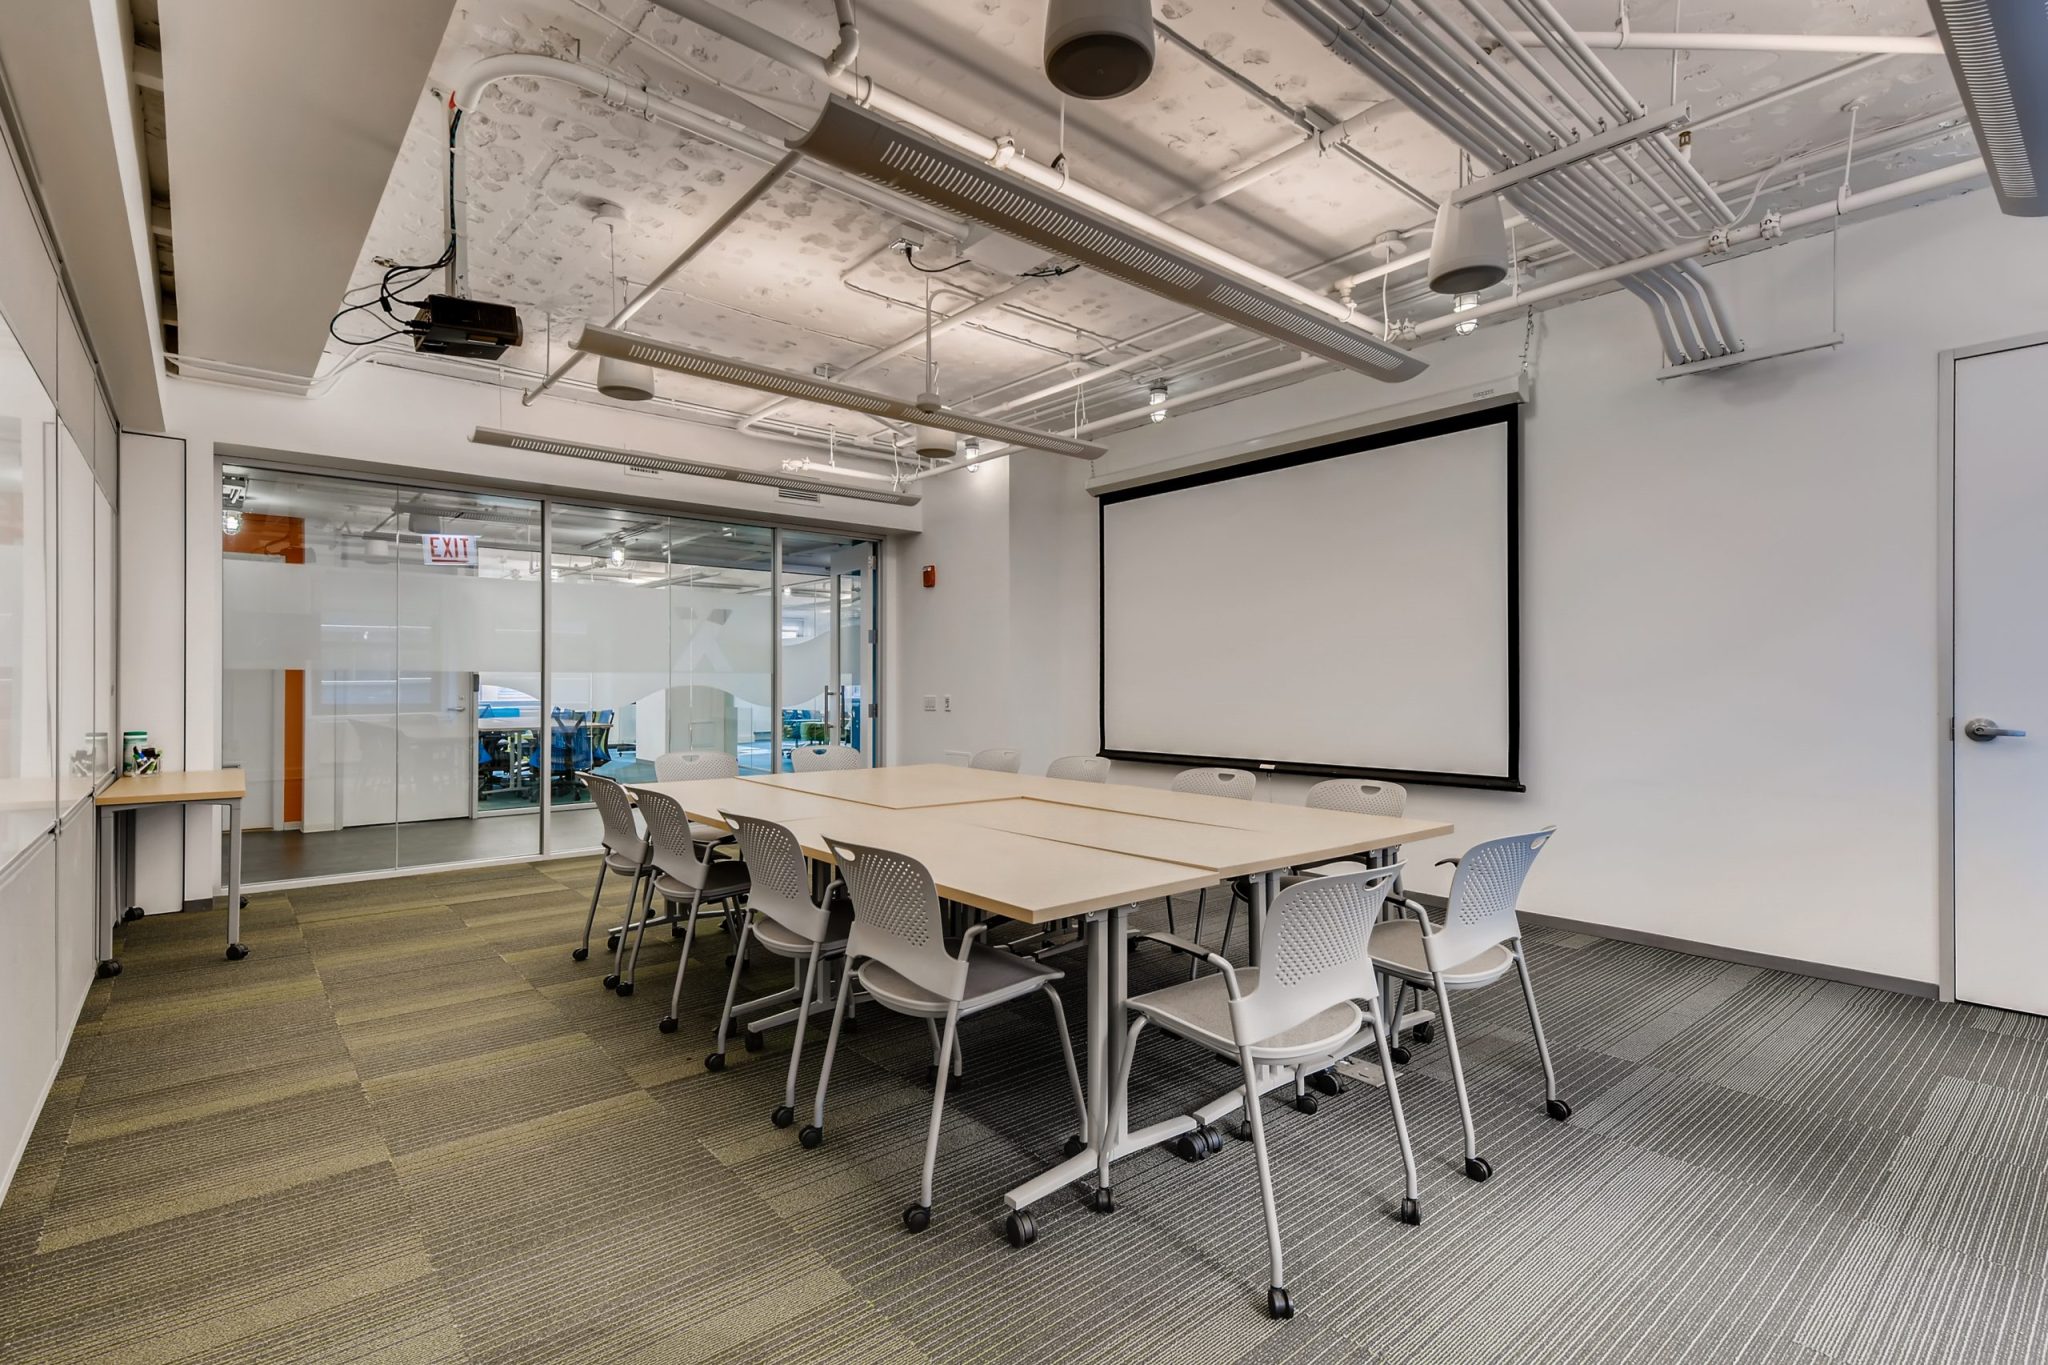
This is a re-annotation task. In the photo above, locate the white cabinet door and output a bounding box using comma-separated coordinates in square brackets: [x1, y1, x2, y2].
[1953, 339, 2048, 1015]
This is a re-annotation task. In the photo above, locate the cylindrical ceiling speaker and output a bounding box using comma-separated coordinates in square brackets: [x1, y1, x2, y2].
[1044, 0, 1156, 100]
[596, 354, 656, 401]
[913, 425, 954, 461]
[1428, 194, 1509, 295]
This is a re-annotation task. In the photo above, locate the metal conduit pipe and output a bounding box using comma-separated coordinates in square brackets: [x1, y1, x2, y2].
[1316, 0, 1529, 162]
[1372, 0, 1558, 156]
[1504, 29, 1943, 55]
[1514, 181, 1698, 359]
[995, 335, 1281, 431]
[1277, 0, 1515, 162]
[1450, 0, 1602, 133]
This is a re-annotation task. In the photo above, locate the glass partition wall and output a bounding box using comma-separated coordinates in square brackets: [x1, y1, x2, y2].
[220, 464, 879, 884]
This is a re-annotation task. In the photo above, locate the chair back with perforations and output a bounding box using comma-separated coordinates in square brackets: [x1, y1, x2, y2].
[791, 744, 864, 773]
[1427, 830, 1554, 971]
[824, 838, 967, 1002]
[585, 773, 646, 862]
[724, 812, 825, 941]
[1236, 865, 1400, 1047]
[1045, 755, 1110, 783]
[638, 788, 716, 892]
[654, 750, 739, 782]
[969, 747, 1022, 773]
[1306, 778, 1406, 817]
[1171, 766, 1255, 800]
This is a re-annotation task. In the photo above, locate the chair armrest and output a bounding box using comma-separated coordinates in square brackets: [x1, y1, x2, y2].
[1434, 856, 1460, 868]
[1131, 930, 1241, 992]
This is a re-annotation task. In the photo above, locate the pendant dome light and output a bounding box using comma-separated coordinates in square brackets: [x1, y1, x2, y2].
[593, 204, 655, 401]
[1044, 0, 1156, 100]
[1427, 155, 1508, 296]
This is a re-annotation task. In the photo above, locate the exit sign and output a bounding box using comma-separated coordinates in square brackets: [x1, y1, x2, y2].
[422, 533, 477, 567]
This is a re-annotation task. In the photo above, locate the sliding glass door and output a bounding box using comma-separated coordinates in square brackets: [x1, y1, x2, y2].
[781, 531, 876, 765]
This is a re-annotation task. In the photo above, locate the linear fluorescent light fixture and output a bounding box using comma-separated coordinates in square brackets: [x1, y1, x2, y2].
[792, 97, 1426, 382]
[468, 427, 920, 505]
[1929, 0, 2048, 215]
[570, 323, 1106, 459]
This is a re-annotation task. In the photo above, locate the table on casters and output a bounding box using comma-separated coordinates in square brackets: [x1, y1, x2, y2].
[95, 769, 248, 976]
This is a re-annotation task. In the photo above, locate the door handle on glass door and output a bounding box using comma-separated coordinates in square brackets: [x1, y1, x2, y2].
[1964, 718, 2027, 741]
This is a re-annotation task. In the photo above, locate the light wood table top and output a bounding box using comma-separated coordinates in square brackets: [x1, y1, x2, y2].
[1010, 775, 1452, 843]
[769, 805, 1217, 925]
[742, 763, 1028, 809]
[97, 770, 247, 807]
[626, 777, 857, 829]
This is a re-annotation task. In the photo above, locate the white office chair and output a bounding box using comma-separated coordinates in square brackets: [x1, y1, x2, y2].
[703, 812, 853, 1131]
[1045, 755, 1110, 783]
[574, 772, 652, 973]
[653, 750, 741, 845]
[799, 838, 1088, 1241]
[617, 788, 749, 1007]
[1258, 779, 1414, 960]
[1105, 866, 1421, 1319]
[1370, 829, 1570, 1185]
[791, 744, 864, 773]
[969, 747, 1022, 773]
[1171, 767, 1255, 971]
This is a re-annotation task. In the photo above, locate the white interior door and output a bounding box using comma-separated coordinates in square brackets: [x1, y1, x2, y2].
[1953, 339, 2048, 1015]
[395, 670, 476, 824]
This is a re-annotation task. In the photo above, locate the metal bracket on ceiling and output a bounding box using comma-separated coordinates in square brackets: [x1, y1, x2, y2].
[1706, 226, 1730, 254]
[1758, 211, 1784, 240]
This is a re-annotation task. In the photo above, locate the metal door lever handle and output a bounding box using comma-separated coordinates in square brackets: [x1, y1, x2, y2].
[1964, 718, 2027, 741]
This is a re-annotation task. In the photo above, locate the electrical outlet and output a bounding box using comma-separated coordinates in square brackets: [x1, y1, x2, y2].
[922, 694, 937, 712]
[942, 695, 952, 713]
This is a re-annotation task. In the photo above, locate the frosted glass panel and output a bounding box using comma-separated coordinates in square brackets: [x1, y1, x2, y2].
[0, 312, 55, 864]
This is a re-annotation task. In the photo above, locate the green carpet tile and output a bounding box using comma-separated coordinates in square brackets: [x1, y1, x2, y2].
[3, 858, 2045, 1364]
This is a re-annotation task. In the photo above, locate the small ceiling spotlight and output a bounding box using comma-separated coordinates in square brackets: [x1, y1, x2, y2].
[609, 544, 626, 567]
[1455, 316, 1479, 337]
[1453, 292, 1480, 336]
[1147, 381, 1168, 407]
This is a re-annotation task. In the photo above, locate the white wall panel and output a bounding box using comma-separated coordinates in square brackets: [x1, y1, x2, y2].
[0, 836, 57, 1199]
[54, 802, 95, 1033]
[118, 432, 185, 912]
[55, 306, 91, 460]
[0, 129, 57, 396]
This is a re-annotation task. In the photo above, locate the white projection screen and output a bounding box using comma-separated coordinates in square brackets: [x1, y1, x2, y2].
[1099, 406, 1520, 789]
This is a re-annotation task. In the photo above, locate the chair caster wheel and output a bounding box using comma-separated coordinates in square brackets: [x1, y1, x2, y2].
[1003, 1209, 1036, 1246]
[704, 1052, 725, 1073]
[1268, 1287, 1294, 1320]
[660, 1016, 682, 1035]
[572, 947, 589, 962]
[798, 1125, 824, 1149]
[1388, 1045, 1411, 1066]
[1089, 1188, 1114, 1215]
[614, 981, 634, 997]
[1172, 1132, 1208, 1163]
[607, 934, 620, 951]
[96, 959, 122, 979]
[1547, 1098, 1573, 1121]
[1464, 1155, 1493, 1182]
[1293, 1093, 1320, 1115]
[672, 925, 685, 939]
[771, 1104, 795, 1129]
[1412, 1021, 1435, 1043]
[602, 974, 620, 990]
[1306, 1069, 1345, 1096]
[1062, 1134, 1086, 1160]
[1398, 1197, 1422, 1226]
[225, 944, 249, 961]
[903, 1204, 932, 1234]
[1229, 1119, 1253, 1143]
[744, 1030, 765, 1053]
[123, 906, 145, 923]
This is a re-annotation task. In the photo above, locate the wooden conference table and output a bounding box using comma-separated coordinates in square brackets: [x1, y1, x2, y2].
[95, 769, 247, 976]
[629, 763, 1449, 1229]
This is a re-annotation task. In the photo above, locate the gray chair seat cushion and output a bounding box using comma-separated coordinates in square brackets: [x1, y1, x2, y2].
[856, 945, 1061, 1017]
[652, 859, 750, 903]
[753, 907, 853, 956]
[1369, 918, 1515, 986]
[1129, 968, 1363, 1062]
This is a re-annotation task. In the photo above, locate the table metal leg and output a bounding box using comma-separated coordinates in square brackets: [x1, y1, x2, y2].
[225, 798, 247, 960]
[96, 805, 120, 978]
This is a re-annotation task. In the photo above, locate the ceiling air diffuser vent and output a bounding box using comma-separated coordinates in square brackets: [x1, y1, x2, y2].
[792, 98, 1425, 381]
[1929, 0, 2048, 216]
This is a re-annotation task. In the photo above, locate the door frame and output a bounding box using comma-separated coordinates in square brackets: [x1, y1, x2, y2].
[1936, 328, 2048, 1004]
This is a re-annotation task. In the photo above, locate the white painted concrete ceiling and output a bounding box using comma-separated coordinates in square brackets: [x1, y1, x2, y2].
[334, 0, 1976, 459]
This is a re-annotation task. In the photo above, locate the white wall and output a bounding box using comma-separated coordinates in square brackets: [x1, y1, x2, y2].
[890, 189, 2048, 989]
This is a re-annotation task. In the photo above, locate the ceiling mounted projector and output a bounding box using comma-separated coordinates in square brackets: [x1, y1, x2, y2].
[1428, 194, 1509, 295]
[1928, 0, 2048, 216]
[569, 323, 1107, 459]
[793, 98, 1424, 382]
[1044, 0, 1156, 100]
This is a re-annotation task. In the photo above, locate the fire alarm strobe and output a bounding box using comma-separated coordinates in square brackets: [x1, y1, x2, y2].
[922, 564, 937, 589]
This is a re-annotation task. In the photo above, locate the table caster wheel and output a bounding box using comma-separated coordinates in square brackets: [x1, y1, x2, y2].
[1089, 1188, 1114, 1215]
[96, 959, 122, 979]
[239, 896, 249, 909]
[1293, 1093, 1320, 1115]
[658, 1016, 678, 1034]
[572, 947, 589, 962]
[1388, 1045, 1411, 1066]
[1412, 1021, 1436, 1043]
[1172, 1132, 1209, 1163]
[614, 981, 634, 997]
[771, 1105, 795, 1129]
[1547, 1098, 1574, 1121]
[1306, 1069, 1345, 1097]
[704, 1052, 725, 1073]
[903, 1204, 932, 1234]
[1004, 1209, 1036, 1247]
[1268, 1287, 1294, 1320]
[1398, 1197, 1422, 1227]
[799, 1125, 824, 1149]
[724, 954, 737, 969]
[602, 973, 620, 990]
[744, 1030, 765, 1053]
[607, 934, 620, 952]
[1464, 1155, 1493, 1182]
[1062, 1134, 1086, 1160]
[1229, 1119, 1253, 1144]
[225, 943, 249, 961]
[123, 906, 144, 923]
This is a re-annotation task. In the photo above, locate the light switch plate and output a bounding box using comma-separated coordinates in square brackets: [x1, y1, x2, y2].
[922, 695, 937, 712]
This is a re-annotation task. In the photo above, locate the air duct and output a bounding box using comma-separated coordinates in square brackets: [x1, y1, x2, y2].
[1927, 0, 2048, 216]
[1044, 0, 1157, 99]
[468, 427, 921, 504]
[1427, 194, 1509, 294]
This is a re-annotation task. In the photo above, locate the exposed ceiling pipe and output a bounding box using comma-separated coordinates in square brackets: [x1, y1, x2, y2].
[523, 152, 800, 405]
[1688, 51, 1905, 134]
[1501, 29, 1942, 56]
[1416, 157, 1987, 340]
[643, 0, 1388, 334]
